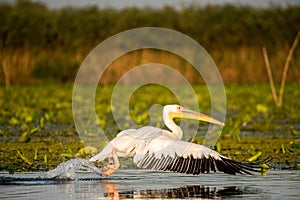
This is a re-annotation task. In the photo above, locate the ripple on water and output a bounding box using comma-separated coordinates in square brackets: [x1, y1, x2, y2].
[0, 170, 299, 199]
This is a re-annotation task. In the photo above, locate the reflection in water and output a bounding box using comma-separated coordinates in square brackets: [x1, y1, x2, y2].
[0, 176, 261, 199]
[7, 170, 300, 199]
[102, 181, 120, 199]
[102, 182, 261, 199]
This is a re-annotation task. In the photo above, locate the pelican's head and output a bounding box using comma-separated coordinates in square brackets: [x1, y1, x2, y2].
[163, 104, 224, 126]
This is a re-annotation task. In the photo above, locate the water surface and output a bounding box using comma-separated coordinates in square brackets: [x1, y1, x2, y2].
[0, 170, 299, 199]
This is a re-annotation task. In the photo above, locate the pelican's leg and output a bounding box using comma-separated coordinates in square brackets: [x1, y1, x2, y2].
[102, 148, 120, 176]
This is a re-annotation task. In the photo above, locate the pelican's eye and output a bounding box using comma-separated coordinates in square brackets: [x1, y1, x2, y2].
[177, 106, 182, 111]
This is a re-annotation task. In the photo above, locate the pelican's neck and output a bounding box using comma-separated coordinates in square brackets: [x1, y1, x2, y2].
[163, 110, 183, 139]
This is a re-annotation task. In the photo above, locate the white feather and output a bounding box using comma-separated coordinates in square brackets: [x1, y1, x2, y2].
[90, 125, 222, 164]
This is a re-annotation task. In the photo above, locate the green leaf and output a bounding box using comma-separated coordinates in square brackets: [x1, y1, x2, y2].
[18, 131, 30, 143]
[17, 151, 32, 165]
[247, 151, 262, 162]
[44, 154, 47, 163]
[9, 117, 19, 125]
[256, 104, 268, 116]
[216, 142, 221, 152]
[281, 144, 286, 154]
[34, 147, 38, 160]
[61, 153, 73, 158]
[30, 127, 39, 134]
[40, 117, 45, 128]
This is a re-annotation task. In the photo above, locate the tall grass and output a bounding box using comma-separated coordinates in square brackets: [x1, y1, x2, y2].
[262, 30, 300, 107]
[1, 46, 299, 84]
[0, 1, 299, 84]
[0, 50, 32, 84]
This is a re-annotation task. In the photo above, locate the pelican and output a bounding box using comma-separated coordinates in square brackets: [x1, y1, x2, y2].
[90, 105, 262, 176]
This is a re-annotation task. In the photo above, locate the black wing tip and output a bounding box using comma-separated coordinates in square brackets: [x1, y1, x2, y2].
[220, 156, 269, 175]
[137, 153, 269, 176]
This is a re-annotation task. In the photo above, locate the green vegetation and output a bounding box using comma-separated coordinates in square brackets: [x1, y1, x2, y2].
[0, 0, 300, 83]
[0, 84, 299, 172]
[0, 1, 299, 173]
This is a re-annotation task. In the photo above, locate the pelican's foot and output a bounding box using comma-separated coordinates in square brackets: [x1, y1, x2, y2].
[101, 165, 118, 176]
[101, 148, 120, 176]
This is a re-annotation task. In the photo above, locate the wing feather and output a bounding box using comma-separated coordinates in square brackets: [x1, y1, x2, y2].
[133, 135, 262, 175]
[91, 126, 262, 175]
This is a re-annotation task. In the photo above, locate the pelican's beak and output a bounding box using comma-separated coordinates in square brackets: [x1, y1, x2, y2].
[178, 107, 225, 126]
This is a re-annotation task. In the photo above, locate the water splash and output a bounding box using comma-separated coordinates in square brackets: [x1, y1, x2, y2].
[44, 158, 103, 180]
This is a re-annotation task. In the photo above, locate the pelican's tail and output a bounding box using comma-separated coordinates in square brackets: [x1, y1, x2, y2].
[89, 143, 114, 162]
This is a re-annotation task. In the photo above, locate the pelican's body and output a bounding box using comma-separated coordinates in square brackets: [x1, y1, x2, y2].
[90, 105, 262, 176]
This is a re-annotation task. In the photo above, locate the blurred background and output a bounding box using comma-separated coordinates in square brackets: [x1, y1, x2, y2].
[0, 0, 299, 84]
[0, 0, 299, 171]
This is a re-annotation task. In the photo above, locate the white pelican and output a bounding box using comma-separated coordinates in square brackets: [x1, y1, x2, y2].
[90, 105, 262, 176]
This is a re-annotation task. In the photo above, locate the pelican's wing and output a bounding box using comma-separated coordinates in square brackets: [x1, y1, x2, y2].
[90, 126, 163, 162]
[133, 136, 262, 175]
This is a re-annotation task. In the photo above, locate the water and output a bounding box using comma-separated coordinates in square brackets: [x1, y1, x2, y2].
[0, 170, 299, 199]
[44, 158, 103, 179]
